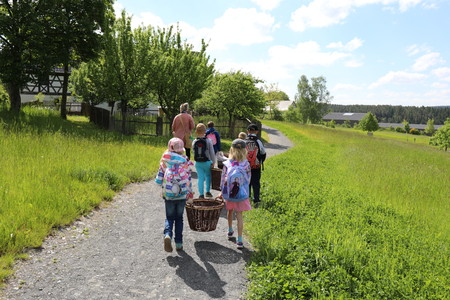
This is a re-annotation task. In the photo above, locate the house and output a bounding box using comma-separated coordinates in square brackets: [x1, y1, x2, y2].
[322, 112, 366, 124]
[265, 100, 294, 112]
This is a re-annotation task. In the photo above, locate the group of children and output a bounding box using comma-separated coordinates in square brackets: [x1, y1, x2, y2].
[155, 122, 266, 252]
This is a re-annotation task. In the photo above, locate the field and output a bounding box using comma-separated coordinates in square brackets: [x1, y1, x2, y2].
[246, 121, 449, 299]
[0, 107, 167, 282]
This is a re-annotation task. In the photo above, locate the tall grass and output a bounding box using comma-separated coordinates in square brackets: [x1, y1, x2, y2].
[0, 107, 167, 282]
[246, 121, 449, 299]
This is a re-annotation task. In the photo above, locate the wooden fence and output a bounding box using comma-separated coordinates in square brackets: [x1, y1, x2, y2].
[90, 107, 260, 138]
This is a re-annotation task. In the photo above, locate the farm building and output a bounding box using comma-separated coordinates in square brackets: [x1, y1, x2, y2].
[322, 112, 443, 130]
[322, 112, 366, 125]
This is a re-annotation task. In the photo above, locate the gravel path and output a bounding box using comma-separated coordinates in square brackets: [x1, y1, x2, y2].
[2, 125, 292, 300]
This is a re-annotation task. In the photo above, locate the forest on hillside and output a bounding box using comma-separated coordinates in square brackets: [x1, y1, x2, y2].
[329, 104, 450, 124]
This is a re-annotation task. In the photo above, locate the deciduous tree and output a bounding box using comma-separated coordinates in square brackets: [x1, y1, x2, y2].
[47, 0, 113, 119]
[425, 119, 435, 136]
[359, 112, 379, 134]
[430, 118, 450, 151]
[295, 75, 332, 124]
[0, 0, 53, 113]
[146, 26, 214, 123]
[197, 71, 265, 136]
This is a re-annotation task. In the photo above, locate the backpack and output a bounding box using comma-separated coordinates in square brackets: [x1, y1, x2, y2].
[245, 135, 264, 169]
[206, 132, 217, 146]
[221, 160, 250, 202]
[193, 137, 209, 162]
[162, 163, 190, 200]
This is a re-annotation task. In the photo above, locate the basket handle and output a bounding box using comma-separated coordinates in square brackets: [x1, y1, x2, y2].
[215, 196, 224, 204]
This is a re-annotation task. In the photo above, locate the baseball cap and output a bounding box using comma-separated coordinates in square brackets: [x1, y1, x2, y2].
[231, 139, 246, 149]
[247, 123, 259, 131]
[168, 137, 185, 152]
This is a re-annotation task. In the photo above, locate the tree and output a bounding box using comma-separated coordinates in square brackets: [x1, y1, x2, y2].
[197, 71, 265, 136]
[70, 11, 150, 132]
[47, 0, 113, 119]
[284, 103, 300, 122]
[295, 75, 332, 124]
[425, 119, 435, 136]
[359, 112, 379, 134]
[0, 0, 54, 113]
[402, 120, 410, 134]
[146, 25, 214, 123]
[430, 118, 450, 151]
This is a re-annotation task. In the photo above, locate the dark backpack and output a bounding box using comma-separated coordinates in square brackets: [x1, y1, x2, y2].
[245, 135, 265, 169]
[193, 137, 209, 162]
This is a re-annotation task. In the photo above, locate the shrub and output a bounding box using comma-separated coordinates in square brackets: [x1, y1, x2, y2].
[409, 128, 420, 135]
[395, 126, 406, 133]
[359, 112, 379, 133]
[326, 120, 336, 128]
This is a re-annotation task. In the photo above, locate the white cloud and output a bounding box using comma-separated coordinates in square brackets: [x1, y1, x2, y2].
[250, 0, 283, 11]
[113, 2, 124, 17]
[289, 0, 425, 32]
[131, 12, 165, 28]
[432, 67, 450, 82]
[412, 52, 445, 71]
[369, 71, 427, 89]
[431, 82, 449, 89]
[268, 41, 350, 68]
[207, 8, 277, 50]
[333, 83, 363, 91]
[406, 44, 432, 56]
[327, 38, 364, 51]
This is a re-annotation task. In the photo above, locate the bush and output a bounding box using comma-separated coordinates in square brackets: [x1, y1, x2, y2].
[409, 128, 420, 135]
[0, 83, 9, 108]
[325, 120, 336, 128]
[359, 112, 379, 133]
[395, 127, 406, 133]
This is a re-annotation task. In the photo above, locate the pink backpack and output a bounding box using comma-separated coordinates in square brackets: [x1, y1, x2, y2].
[206, 132, 217, 146]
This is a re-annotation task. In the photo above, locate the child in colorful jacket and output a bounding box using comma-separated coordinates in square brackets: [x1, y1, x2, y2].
[155, 137, 194, 252]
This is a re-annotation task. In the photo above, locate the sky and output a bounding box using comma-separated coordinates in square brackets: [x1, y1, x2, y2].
[113, 0, 450, 107]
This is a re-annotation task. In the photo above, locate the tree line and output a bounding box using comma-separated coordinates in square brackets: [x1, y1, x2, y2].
[329, 104, 450, 125]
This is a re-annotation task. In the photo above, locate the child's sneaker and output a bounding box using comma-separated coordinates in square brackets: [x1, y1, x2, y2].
[227, 231, 234, 240]
[199, 195, 205, 199]
[175, 243, 183, 251]
[164, 235, 173, 252]
[205, 192, 213, 198]
[236, 241, 244, 249]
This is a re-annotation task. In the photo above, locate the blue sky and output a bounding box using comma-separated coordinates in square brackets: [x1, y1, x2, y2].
[114, 0, 450, 107]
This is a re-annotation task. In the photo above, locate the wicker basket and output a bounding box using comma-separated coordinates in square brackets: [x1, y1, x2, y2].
[186, 198, 224, 232]
[211, 168, 222, 191]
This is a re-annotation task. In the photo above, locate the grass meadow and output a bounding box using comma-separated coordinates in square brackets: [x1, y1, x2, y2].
[246, 121, 449, 299]
[0, 107, 168, 282]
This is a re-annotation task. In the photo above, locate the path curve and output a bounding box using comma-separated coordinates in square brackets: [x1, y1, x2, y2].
[2, 125, 292, 300]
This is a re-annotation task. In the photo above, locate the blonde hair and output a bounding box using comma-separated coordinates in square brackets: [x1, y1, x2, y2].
[180, 102, 189, 112]
[238, 132, 247, 139]
[228, 146, 247, 162]
[195, 123, 206, 136]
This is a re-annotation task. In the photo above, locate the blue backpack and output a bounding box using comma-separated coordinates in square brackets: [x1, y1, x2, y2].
[221, 160, 250, 202]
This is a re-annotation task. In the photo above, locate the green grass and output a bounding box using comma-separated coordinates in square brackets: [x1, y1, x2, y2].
[0, 107, 168, 283]
[246, 121, 449, 299]
[334, 126, 432, 146]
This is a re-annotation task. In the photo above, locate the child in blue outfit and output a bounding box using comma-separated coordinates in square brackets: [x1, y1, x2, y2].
[155, 137, 194, 252]
[205, 121, 221, 154]
[193, 123, 216, 198]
